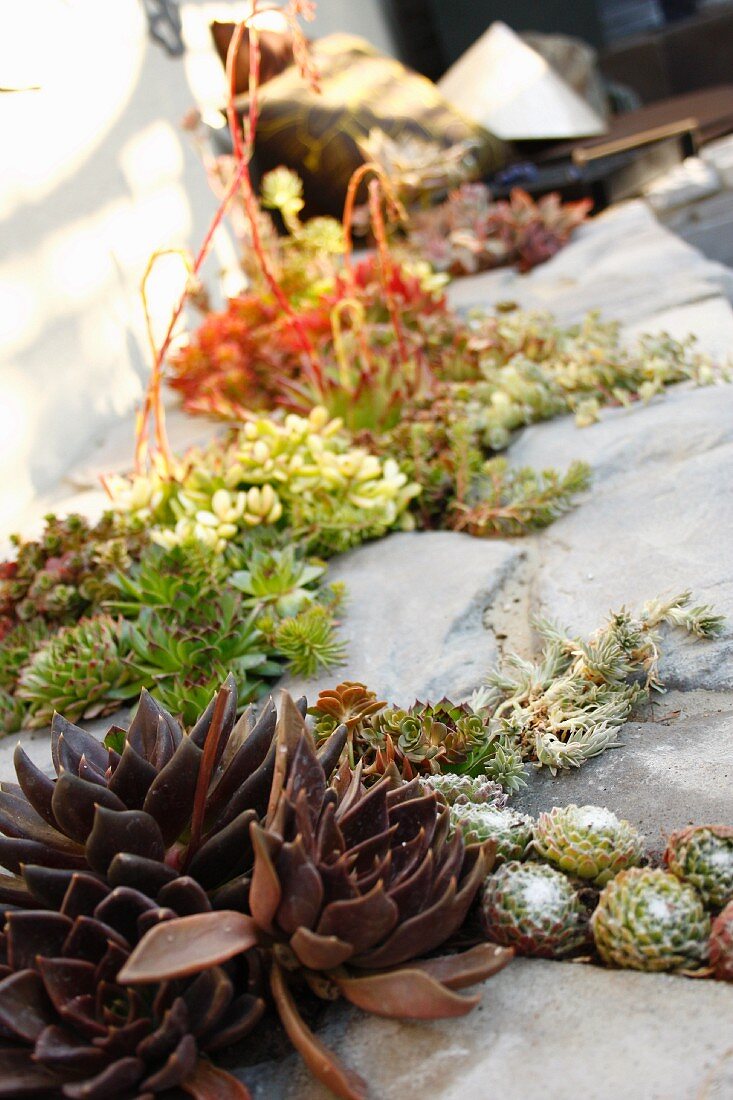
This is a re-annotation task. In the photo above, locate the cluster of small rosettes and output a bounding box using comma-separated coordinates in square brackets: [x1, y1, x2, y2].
[481, 861, 588, 958]
[591, 868, 711, 973]
[421, 772, 508, 809]
[451, 804, 534, 864]
[533, 804, 644, 886]
[664, 825, 733, 910]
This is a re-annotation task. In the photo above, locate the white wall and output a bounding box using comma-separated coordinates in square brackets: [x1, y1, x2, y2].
[0, 0, 396, 531]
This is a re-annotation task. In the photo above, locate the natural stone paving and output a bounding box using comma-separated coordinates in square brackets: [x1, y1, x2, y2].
[2, 202, 732, 1097]
[509, 384, 733, 692]
[241, 960, 733, 1100]
[281, 531, 522, 705]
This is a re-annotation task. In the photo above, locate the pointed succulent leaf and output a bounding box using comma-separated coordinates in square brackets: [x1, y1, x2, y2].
[289, 927, 354, 970]
[51, 774, 126, 845]
[408, 942, 514, 990]
[142, 735, 202, 846]
[0, 968, 54, 1041]
[334, 967, 480, 1019]
[118, 911, 258, 984]
[85, 806, 165, 873]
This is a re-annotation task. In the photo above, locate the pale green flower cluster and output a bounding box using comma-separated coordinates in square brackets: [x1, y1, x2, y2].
[107, 406, 419, 555]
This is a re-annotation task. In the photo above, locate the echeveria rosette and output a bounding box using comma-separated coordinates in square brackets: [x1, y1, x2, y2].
[664, 825, 733, 910]
[533, 804, 644, 886]
[710, 901, 733, 982]
[0, 676, 313, 900]
[121, 696, 513, 1099]
[591, 868, 710, 973]
[0, 879, 263, 1099]
[480, 860, 588, 958]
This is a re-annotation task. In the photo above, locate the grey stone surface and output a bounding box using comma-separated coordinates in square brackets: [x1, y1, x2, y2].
[281, 531, 523, 706]
[447, 199, 733, 326]
[509, 384, 733, 690]
[514, 690, 733, 839]
[242, 959, 733, 1100]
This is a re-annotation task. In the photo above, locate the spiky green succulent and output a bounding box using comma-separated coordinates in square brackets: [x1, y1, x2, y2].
[591, 868, 711, 972]
[481, 860, 588, 958]
[15, 616, 138, 727]
[272, 604, 347, 679]
[451, 804, 534, 864]
[710, 901, 733, 982]
[533, 804, 644, 886]
[229, 545, 326, 617]
[664, 825, 733, 910]
[421, 772, 508, 809]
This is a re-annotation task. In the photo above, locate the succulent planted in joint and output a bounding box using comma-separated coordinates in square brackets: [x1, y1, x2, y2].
[710, 901, 733, 982]
[591, 868, 711, 973]
[664, 825, 733, 910]
[480, 860, 588, 959]
[120, 695, 514, 1099]
[108, 407, 420, 559]
[229, 545, 327, 618]
[450, 804, 535, 864]
[533, 805, 644, 886]
[15, 616, 138, 729]
[311, 687, 527, 790]
[471, 592, 724, 774]
[421, 771, 508, 809]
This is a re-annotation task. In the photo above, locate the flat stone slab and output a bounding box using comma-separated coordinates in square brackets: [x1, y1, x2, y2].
[447, 199, 733, 328]
[509, 384, 733, 691]
[282, 531, 523, 706]
[241, 959, 733, 1100]
[513, 689, 733, 839]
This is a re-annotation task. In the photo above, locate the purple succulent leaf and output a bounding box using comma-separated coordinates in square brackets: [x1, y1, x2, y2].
[85, 806, 166, 874]
[289, 926, 354, 970]
[59, 873, 109, 920]
[62, 1055, 144, 1100]
[187, 809, 257, 889]
[334, 967, 480, 1019]
[51, 774, 126, 845]
[158, 877, 213, 917]
[6, 911, 72, 970]
[106, 853, 178, 896]
[182, 966, 233, 1037]
[0, 968, 54, 1041]
[274, 835, 323, 935]
[106, 743, 159, 809]
[141, 1031, 198, 1091]
[118, 911, 259, 985]
[36, 957, 96, 1012]
[317, 880, 399, 954]
[13, 745, 58, 829]
[142, 736, 202, 846]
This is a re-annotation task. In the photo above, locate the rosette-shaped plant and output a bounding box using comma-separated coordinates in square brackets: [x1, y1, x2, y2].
[533, 805, 644, 886]
[480, 860, 588, 958]
[0, 874, 263, 1098]
[0, 676, 319, 899]
[421, 772, 508, 809]
[230, 546, 327, 617]
[120, 696, 513, 1098]
[15, 616, 138, 728]
[591, 868, 711, 972]
[710, 900, 733, 982]
[451, 804, 534, 863]
[664, 825, 733, 910]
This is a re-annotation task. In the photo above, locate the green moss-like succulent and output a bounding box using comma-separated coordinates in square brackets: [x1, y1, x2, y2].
[533, 804, 644, 886]
[591, 868, 711, 972]
[451, 804, 535, 863]
[664, 825, 733, 910]
[15, 616, 137, 727]
[481, 860, 588, 958]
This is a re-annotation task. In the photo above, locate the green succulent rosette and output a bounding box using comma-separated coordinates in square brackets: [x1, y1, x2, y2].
[533, 804, 644, 886]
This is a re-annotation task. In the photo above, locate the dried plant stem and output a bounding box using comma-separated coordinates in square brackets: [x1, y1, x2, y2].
[225, 10, 323, 391]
